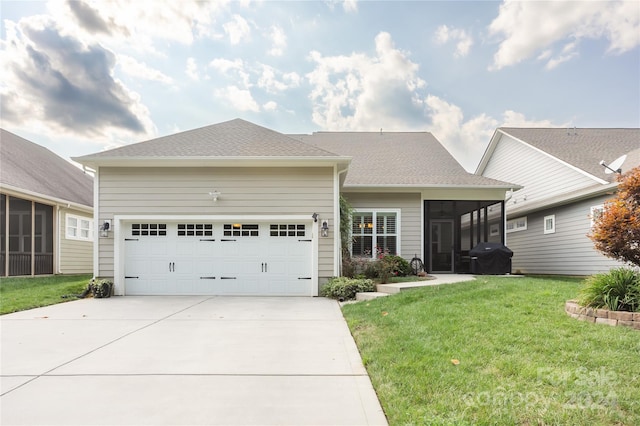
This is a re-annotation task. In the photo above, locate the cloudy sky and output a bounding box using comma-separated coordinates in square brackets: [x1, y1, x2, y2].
[1, 0, 638, 171]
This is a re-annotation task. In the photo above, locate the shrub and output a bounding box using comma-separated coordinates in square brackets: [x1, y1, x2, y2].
[321, 277, 376, 301]
[589, 166, 640, 267]
[579, 268, 640, 312]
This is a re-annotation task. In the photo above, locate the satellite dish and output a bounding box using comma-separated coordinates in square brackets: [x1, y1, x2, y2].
[604, 154, 627, 174]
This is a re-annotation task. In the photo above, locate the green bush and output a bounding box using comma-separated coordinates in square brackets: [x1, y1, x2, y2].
[579, 267, 640, 312]
[321, 277, 376, 301]
[382, 255, 412, 276]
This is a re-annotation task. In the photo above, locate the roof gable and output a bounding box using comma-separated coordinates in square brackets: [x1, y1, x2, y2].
[292, 131, 516, 188]
[490, 128, 640, 182]
[0, 129, 93, 207]
[76, 119, 341, 161]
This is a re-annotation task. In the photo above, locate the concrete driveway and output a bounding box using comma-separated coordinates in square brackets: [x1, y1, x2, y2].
[1, 296, 387, 425]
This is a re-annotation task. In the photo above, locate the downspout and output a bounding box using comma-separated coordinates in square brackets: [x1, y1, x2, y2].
[503, 189, 515, 247]
[55, 204, 61, 274]
[92, 168, 99, 279]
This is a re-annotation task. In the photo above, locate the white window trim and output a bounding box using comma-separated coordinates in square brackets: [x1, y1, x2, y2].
[506, 216, 527, 233]
[590, 204, 604, 228]
[351, 208, 401, 259]
[66, 213, 94, 241]
[544, 215, 556, 234]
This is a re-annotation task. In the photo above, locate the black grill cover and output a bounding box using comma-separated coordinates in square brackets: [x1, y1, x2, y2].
[470, 242, 513, 275]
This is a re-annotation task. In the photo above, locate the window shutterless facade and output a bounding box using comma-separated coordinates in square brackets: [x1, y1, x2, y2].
[506, 217, 527, 233]
[67, 214, 93, 241]
[351, 210, 399, 258]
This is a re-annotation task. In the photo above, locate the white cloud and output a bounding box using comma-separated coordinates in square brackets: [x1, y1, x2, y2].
[267, 25, 286, 56]
[186, 57, 199, 80]
[263, 101, 278, 111]
[48, 0, 229, 51]
[0, 16, 154, 141]
[258, 64, 301, 93]
[118, 55, 173, 84]
[434, 25, 473, 57]
[488, 0, 640, 70]
[223, 14, 251, 45]
[209, 58, 251, 88]
[306, 32, 426, 130]
[343, 0, 358, 13]
[214, 86, 259, 112]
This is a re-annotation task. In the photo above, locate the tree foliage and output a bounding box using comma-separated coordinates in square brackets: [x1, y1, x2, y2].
[589, 165, 640, 267]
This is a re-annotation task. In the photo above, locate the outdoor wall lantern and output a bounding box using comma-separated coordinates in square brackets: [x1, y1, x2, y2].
[312, 212, 319, 222]
[209, 190, 222, 201]
[100, 220, 112, 238]
[321, 219, 329, 237]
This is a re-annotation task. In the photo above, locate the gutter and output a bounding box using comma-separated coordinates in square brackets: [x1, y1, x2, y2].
[507, 182, 619, 217]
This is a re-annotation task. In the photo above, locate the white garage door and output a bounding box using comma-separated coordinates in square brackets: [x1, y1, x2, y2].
[123, 222, 313, 296]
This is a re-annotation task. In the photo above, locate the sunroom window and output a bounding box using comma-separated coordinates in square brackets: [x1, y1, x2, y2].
[352, 211, 398, 258]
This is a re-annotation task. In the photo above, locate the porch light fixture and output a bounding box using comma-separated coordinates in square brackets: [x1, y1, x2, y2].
[312, 212, 319, 222]
[209, 190, 222, 201]
[100, 220, 111, 238]
[321, 220, 329, 238]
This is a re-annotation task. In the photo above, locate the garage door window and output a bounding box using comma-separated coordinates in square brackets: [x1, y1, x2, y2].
[132, 224, 167, 236]
[270, 224, 306, 237]
[224, 224, 259, 237]
[177, 224, 213, 237]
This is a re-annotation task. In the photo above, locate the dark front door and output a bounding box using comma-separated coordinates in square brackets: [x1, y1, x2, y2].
[430, 220, 454, 273]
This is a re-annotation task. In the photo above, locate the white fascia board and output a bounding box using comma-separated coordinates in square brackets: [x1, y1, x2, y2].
[475, 128, 503, 175]
[499, 130, 609, 185]
[506, 182, 619, 217]
[0, 183, 93, 214]
[72, 156, 351, 170]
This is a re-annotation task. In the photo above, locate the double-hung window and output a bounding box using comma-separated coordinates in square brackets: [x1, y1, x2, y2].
[67, 214, 93, 241]
[351, 210, 399, 258]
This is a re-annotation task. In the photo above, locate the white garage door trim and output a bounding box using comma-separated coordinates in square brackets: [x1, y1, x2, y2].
[113, 215, 319, 296]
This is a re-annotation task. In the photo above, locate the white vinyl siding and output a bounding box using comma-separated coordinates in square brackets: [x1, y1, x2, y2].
[506, 196, 626, 275]
[482, 134, 600, 210]
[97, 167, 335, 284]
[343, 192, 421, 262]
[59, 208, 93, 274]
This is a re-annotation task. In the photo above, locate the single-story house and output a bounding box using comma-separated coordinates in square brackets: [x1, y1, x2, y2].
[476, 127, 640, 275]
[1, 129, 94, 276]
[73, 118, 518, 296]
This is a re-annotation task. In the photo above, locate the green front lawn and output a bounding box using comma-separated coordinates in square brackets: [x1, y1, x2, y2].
[0, 274, 92, 315]
[342, 276, 640, 425]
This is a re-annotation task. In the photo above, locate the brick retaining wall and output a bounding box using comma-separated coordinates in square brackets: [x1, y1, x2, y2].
[565, 300, 640, 330]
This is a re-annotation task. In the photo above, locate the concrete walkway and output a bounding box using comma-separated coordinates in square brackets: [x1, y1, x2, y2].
[356, 274, 477, 300]
[1, 296, 387, 425]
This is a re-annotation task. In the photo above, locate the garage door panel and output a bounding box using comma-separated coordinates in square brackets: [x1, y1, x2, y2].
[123, 221, 313, 296]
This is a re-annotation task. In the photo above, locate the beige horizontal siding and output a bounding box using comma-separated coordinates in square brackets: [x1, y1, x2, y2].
[97, 166, 335, 282]
[342, 192, 422, 261]
[59, 208, 93, 274]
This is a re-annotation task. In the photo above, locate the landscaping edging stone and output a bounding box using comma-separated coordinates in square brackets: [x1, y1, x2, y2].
[565, 300, 640, 330]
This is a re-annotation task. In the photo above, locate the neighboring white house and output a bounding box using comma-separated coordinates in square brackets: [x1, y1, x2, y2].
[74, 119, 518, 296]
[0, 129, 94, 276]
[476, 127, 640, 275]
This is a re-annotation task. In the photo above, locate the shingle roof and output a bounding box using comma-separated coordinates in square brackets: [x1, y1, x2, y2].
[75, 119, 340, 160]
[500, 128, 640, 182]
[1, 129, 93, 207]
[292, 131, 517, 187]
